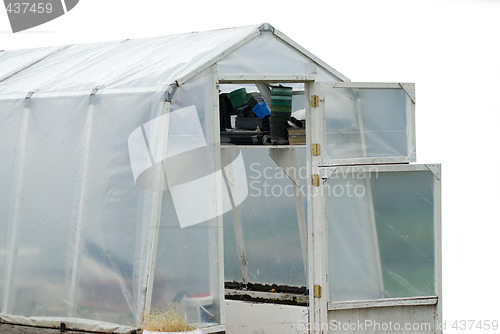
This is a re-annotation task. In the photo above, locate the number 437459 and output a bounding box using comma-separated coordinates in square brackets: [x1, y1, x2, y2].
[452, 320, 499, 331]
[6, 2, 53, 14]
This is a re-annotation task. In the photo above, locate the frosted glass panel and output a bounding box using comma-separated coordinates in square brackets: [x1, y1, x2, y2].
[327, 168, 435, 302]
[323, 85, 412, 163]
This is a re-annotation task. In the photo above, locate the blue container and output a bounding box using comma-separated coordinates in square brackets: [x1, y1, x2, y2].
[252, 101, 270, 118]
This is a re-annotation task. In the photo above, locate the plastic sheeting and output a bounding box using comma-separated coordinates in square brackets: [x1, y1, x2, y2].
[321, 85, 413, 163]
[0, 23, 355, 330]
[0, 314, 136, 333]
[223, 148, 307, 286]
[327, 168, 435, 302]
[0, 46, 63, 82]
[218, 33, 316, 77]
[0, 24, 261, 97]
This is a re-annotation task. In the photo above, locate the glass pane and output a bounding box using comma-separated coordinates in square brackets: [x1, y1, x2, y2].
[323, 86, 409, 162]
[327, 169, 435, 302]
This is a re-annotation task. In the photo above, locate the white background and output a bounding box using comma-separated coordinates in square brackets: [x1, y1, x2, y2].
[1, 0, 500, 331]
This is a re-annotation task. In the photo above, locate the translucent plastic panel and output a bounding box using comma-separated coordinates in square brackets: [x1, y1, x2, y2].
[317, 66, 341, 83]
[223, 147, 307, 286]
[149, 69, 222, 327]
[322, 85, 413, 164]
[371, 171, 435, 298]
[327, 169, 435, 302]
[0, 42, 122, 96]
[3, 95, 88, 316]
[0, 24, 259, 94]
[217, 33, 315, 76]
[0, 99, 24, 310]
[70, 92, 162, 325]
[0, 46, 62, 82]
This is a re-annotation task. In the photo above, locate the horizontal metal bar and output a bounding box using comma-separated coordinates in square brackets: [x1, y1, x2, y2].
[218, 74, 315, 84]
[328, 296, 438, 311]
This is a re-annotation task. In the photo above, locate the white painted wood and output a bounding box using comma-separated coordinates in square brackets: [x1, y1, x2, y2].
[328, 305, 439, 334]
[332, 82, 411, 89]
[322, 164, 433, 175]
[225, 300, 307, 334]
[320, 156, 413, 166]
[307, 82, 329, 334]
[400, 83, 416, 104]
[212, 66, 226, 326]
[221, 144, 305, 149]
[426, 164, 441, 180]
[218, 74, 315, 84]
[407, 93, 417, 162]
[433, 169, 443, 334]
[328, 296, 438, 311]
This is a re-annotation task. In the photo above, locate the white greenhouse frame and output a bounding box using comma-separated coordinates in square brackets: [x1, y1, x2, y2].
[0, 23, 442, 334]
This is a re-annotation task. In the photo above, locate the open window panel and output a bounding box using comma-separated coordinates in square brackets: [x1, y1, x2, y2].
[220, 143, 309, 306]
[322, 164, 441, 328]
[313, 82, 416, 165]
[217, 79, 312, 306]
[218, 82, 306, 147]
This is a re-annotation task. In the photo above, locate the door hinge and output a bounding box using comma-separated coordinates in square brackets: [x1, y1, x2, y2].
[312, 143, 321, 156]
[312, 174, 320, 187]
[314, 285, 322, 298]
[311, 95, 319, 108]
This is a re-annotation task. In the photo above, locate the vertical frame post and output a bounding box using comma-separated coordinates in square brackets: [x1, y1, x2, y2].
[306, 82, 328, 333]
[434, 165, 443, 333]
[212, 66, 226, 326]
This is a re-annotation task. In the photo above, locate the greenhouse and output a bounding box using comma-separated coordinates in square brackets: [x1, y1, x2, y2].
[0, 23, 441, 333]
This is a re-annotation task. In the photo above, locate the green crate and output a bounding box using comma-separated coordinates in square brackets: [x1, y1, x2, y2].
[271, 86, 293, 96]
[227, 88, 247, 109]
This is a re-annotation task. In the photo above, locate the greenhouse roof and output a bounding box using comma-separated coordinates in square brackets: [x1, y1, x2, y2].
[0, 23, 348, 97]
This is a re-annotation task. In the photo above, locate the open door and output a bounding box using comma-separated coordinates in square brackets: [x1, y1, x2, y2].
[307, 82, 440, 334]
